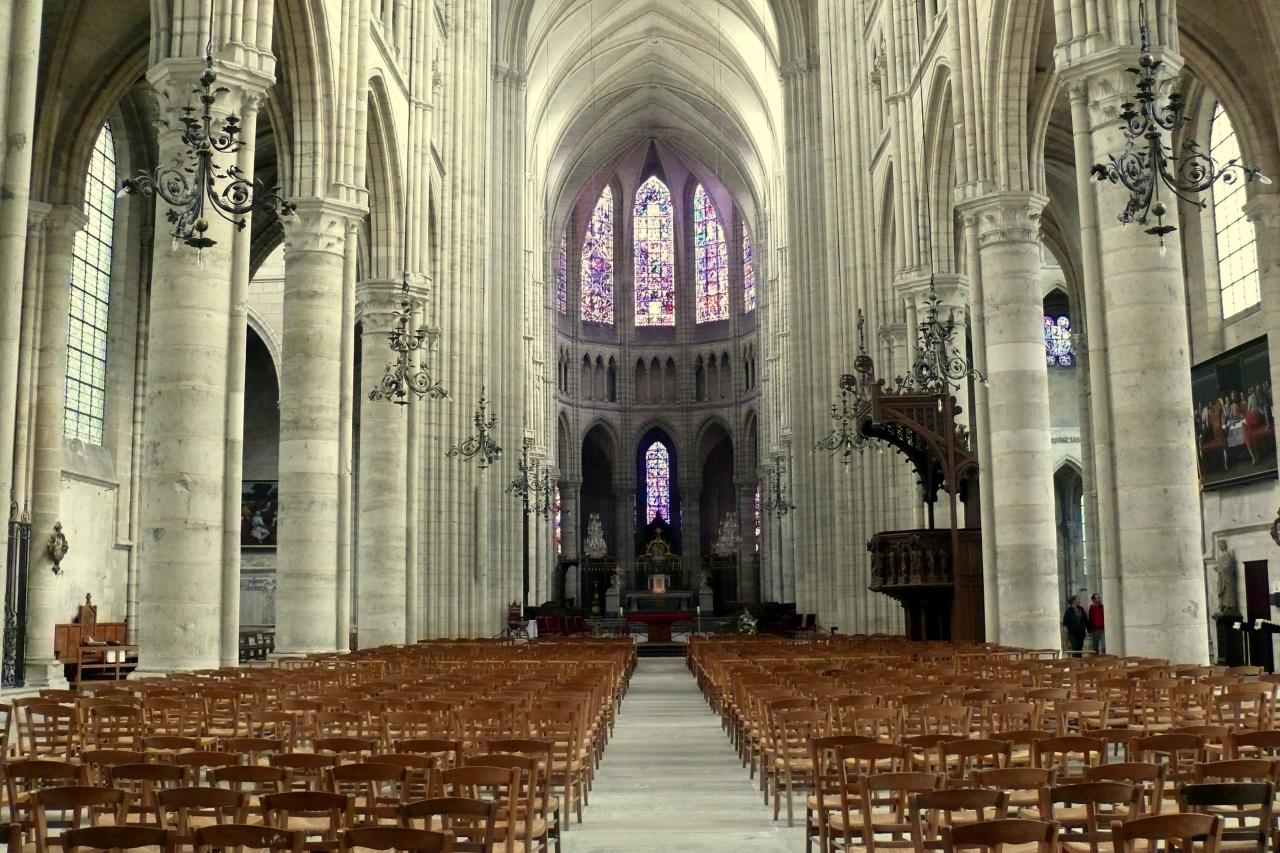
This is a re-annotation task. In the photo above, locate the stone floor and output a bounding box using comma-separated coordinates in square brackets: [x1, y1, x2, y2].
[567, 657, 805, 852]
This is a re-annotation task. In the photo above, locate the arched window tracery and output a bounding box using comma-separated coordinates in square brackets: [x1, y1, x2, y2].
[581, 186, 614, 324]
[633, 176, 675, 326]
[694, 184, 728, 323]
[743, 228, 756, 314]
[644, 440, 672, 523]
[1211, 103, 1260, 318]
[65, 121, 117, 445]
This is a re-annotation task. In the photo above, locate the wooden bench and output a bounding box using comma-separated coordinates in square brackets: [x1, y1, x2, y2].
[53, 594, 138, 685]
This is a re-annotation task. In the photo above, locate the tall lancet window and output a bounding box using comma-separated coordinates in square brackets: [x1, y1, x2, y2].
[644, 441, 671, 523]
[694, 184, 728, 322]
[633, 176, 675, 326]
[581, 186, 614, 324]
[743, 228, 757, 313]
[1210, 102, 1260, 318]
[65, 121, 117, 445]
[555, 233, 568, 315]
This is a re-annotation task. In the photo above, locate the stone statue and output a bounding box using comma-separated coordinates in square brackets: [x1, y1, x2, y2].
[698, 570, 712, 592]
[607, 572, 620, 591]
[584, 513, 607, 558]
[1214, 540, 1240, 615]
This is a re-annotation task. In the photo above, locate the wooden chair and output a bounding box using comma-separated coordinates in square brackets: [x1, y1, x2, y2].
[328, 763, 408, 826]
[29, 787, 126, 853]
[1038, 781, 1141, 853]
[1194, 760, 1280, 784]
[769, 708, 826, 826]
[939, 818, 1058, 853]
[339, 826, 452, 853]
[78, 749, 147, 788]
[60, 826, 174, 853]
[170, 750, 241, 786]
[1035, 736, 1104, 784]
[1086, 763, 1168, 816]
[25, 704, 79, 760]
[808, 735, 876, 853]
[910, 789, 1008, 853]
[856, 772, 946, 853]
[1110, 813, 1222, 853]
[400, 797, 496, 853]
[155, 787, 247, 844]
[464, 754, 543, 853]
[1177, 781, 1273, 852]
[438, 767, 518, 851]
[939, 739, 1012, 785]
[259, 791, 352, 851]
[975, 767, 1054, 816]
[5, 759, 87, 826]
[194, 823, 305, 853]
[108, 762, 186, 826]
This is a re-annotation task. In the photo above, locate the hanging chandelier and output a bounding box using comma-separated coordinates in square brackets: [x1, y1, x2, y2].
[762, 457, 795, 518]
[1090, 0, 1269, 250]
[815, 387, 874, 463]
[894, 278, 985, 397]
[368, 275, 448, 404]
[507, 443, 553, 516]
[448, 387, 503, 468]
[122, 55, 295, 251]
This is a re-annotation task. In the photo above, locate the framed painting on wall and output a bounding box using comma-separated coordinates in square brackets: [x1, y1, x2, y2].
[241, 481, 279, 549]
[1192, 335, 1277, 490]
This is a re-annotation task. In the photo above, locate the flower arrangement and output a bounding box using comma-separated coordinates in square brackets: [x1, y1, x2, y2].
[736, 608, 758, 635]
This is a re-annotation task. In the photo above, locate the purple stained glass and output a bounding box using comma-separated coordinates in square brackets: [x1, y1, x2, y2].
[694, 184, 729, 323]
[556, 234, 568, 315]
[645, 441, 671, 523]
[581, 187, 614, 324]
[633, 176, 675, 326]
[1045, 315, 1074, 367]
[743, 228, 756, 314]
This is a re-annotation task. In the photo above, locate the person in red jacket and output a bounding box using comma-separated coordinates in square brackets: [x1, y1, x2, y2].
[1087, 593, 1105, 654]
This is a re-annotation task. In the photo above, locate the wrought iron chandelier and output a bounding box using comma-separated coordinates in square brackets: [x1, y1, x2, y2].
[122, 55, 294, 251]
[815, 387, 873, 463]
[894, 278, 986, 397]
[368, 275, 448, 404]
[762, 456, 795, 518]
[447, 387, 503, 469]
[1091, 0, 1269, 249]
[507, 442, 553, 517]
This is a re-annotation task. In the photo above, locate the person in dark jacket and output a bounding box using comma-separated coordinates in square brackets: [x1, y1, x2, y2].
[1062, 595, 1088, 656]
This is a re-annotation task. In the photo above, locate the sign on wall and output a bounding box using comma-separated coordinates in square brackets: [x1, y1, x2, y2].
[1193, 336, 1278, 490]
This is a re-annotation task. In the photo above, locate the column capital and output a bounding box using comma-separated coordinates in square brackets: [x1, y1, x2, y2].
[1057, 46, 1185, 133]
[1244, 191, 1280, 231]
[44, 205, 88, 247]
[147, 57, 276, 113]
[355, 278, 410, 323]
[282, 197, 366, 257]
[956, 193, 1048, 248]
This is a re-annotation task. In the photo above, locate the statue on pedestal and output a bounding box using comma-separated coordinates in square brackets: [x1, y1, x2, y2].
[1213, 540, 1240, 616]
[584, 513, 607, 559]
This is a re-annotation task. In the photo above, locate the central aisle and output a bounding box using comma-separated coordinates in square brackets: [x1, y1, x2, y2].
[571, 657, 803, 852]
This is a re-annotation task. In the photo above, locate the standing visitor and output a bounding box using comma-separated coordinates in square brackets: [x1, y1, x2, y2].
[1087, 593, 1105, 654]
[1062, 595, 1088, 656]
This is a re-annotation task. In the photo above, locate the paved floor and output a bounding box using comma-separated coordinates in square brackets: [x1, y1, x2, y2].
[567, 657, 804, 852]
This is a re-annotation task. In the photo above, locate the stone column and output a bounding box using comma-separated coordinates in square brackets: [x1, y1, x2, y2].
[735, 482, 757, 602]
[960, 192, 1060, 650]
[0, 0, 41, 513]
[558, 479, 580, 603]
[137, 59, 268, 672]
[275, 199, 360, 653]
[355, 280, 409, 647]
[24, 206, 85, 686]
[1244, 193, 1280, 418]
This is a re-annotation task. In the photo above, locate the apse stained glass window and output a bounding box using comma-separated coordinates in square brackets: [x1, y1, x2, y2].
[644, 441, 671, 523]
[633, 176, 675, 326]
[581, 186, 614, 324]
[1210, 103, 1260, 318]
[694, 184, 729, 323]
[553, 485, 562, 555]
[1044, 315, 1074, 367]
[556, 234, 568, 315]
[744, 229, 757, 314]
[65, 121, 117, 445]
[754, 484, 761, 552]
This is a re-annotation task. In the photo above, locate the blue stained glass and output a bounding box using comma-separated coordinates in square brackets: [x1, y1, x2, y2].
[1045, 315, 1074, 368]
[694, 184, 729, 323]
[556, 234, 567, 315]
[744, 229, 756, 313]
[645, 441, 671, 523]
[633, 176, 675, 326]
[581, 187, 614, 324]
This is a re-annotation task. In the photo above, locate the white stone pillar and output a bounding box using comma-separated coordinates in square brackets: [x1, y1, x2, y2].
[355, 280, 408, 647]
[1245, 193, 1280, 423]
[0, 0, 41, 513]
[735, 482, 757, 602]
[961, 193, 1060, 650]
[275, 199, 359, 653]
[24, 206, 85, 686]
[137, 59, 267, 671]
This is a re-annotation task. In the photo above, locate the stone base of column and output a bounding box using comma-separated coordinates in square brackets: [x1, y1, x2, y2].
[22, 657, 68, 689]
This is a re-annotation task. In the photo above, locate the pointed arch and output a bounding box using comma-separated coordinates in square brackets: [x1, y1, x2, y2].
[633, 175, 675, 326]
[581, 185, 615, 324]
[693, 182, 729, 323]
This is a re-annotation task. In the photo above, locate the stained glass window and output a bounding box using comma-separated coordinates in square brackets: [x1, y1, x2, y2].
[754, 484, 761, 552]
[553, 485, 562, 555]
[556, 233, 567, 315]
[633, 176, 675, 326]
[1210, 103, 1260, 318]
[581, 186, 614, 324]
[1044, 315, 1074, 368]
[644, 441, 671, 523]
[743, 228, 757, 314]
[65, 121, 117, 445]
[694, 184, 729, 323]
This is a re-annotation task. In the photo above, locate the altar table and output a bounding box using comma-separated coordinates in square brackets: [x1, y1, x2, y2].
[625, 611, 693, 643]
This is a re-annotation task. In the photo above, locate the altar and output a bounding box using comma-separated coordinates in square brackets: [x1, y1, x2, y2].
[625, 590, 698, 612]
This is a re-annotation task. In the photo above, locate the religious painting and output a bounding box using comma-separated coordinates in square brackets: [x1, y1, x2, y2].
[1192, 335, 1277, 490]
[241, 481, 279, 548]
